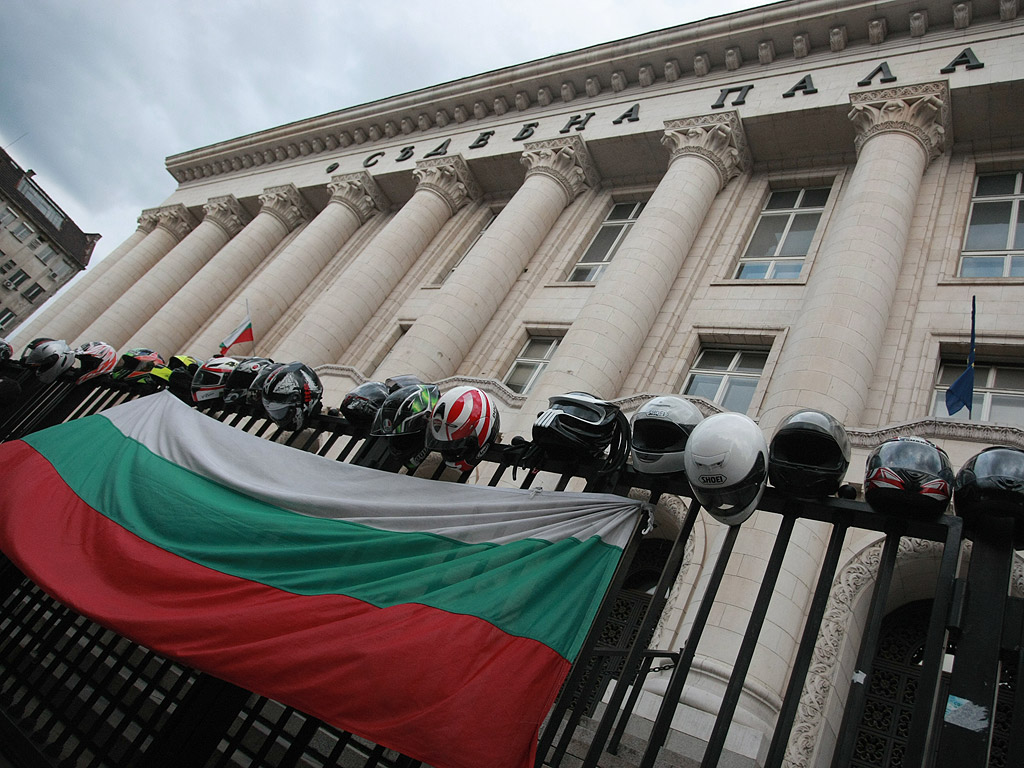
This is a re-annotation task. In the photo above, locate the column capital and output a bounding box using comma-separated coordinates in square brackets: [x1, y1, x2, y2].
[258, 184, 314, 231]
[662, 112, 750, 190]
[328, 171, 389, 224]
[521, 135, 599, 203]
[412, 155, 481, 215]
[139, 203, 198, 243]
[202, 195, 250, 237]
[848, 80, 951, 163]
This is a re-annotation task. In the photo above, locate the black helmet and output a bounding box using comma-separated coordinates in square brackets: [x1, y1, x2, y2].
[769, 409, 851, 498]
[533, 392, 630, 473]
[340, 381, 389, 427]
[370, 383, 441, 459]
[630, 396, 704, 475]
[954, 446, 1024, 549]
[864, 437, 954, 518]
[385, 373, 425, 392]
[223, 357, 276, 409]
[260, 362, 323, 432]
[111, 348, 166, 384]
[683, 412, 768, 526]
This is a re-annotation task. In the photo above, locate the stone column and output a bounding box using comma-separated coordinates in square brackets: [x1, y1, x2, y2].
[374, 136, 597, 383]
[10, 218, 153, 346]
[14, 206, 194, 346]
[760, 81, 951, 432]
[518, 113, 748, 425]
[270, 155, 479, 366]
[79, 195, 249, 349]
[123, 185, 312, 358]
[190, 172, 387, 358]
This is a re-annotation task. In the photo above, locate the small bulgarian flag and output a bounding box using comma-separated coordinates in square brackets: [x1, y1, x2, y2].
[219, 311, 254, 354]
[0, 393, 641, 768]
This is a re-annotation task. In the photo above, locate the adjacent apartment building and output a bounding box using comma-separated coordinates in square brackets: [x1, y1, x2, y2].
[0, 147, 97, 335]
[10, 0, 1024, 764]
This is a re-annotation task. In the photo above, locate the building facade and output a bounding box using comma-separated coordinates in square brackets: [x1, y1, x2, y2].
[0, 148, 97, 335]
[11, 0, 1024, 764]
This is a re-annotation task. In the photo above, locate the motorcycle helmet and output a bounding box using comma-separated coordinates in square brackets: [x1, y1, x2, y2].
[630, 396, 704, 475]
[426, 386, 500, 472]
[533, 391, 631, 473]
[24, 339, 75, 383]
[111, 348, 166, 383]
[191, 356, 239, 404]
[260, 362, 324, 432]
[768, 409, 851, 498]
[340, 381, 389, 427]
[683, 412, 768, 526]
[0, 337, 12, 364]
[385, 374, 424, 392]
[370, 383, 441, 459]
[954, 446, 1024, 549]
[864, 436, 954, 518]
[21, 337, 54, 362]
[162, 355, 203, 401]
[223, 357, 276, 408]
[73, 341, 118, 384]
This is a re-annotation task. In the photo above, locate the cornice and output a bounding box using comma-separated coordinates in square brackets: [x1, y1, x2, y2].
[164, 0, 1018, 185]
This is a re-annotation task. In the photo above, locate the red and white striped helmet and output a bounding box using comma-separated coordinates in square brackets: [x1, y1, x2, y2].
[426, 386, 500, 472]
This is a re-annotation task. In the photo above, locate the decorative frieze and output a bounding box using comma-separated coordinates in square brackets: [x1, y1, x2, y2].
[830, 25, 848, 51]
[327, 172, 389, 224]
[664, 59, 681, 81]
[585, 77, 602, 97]
[560, 82, 576, 102]
[1001, 0, 1019, 20]
[638, 65, 656, 87]
[848, 81, 951, 162]
[258, 185, 313, 231]
[661, 112, 750, 190]
[412, 155, 481, 215]
[725, 47, 743, 70]
[520, 134, 598, 203]
[202, 195, 250, 237]
[514, 91, 530, 111]
[611, 71, 628, 91]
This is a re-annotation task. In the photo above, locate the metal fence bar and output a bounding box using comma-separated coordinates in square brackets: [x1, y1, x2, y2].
[829, 520, 906, 768]
[636, 524, 740, 768]
[700, 514, 797, 767]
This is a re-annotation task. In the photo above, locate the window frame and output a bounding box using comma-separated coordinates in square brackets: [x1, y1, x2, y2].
[681, 346, 770, 415]
[733, 186, 832, 281]
[21, 282, 45, 302]
[957, 170, 1024, 279]
[0, 307, 16, 330]
[565, 201, 645, 283]
[502, 335, 560, 395]
[931, 358, 1024, 426]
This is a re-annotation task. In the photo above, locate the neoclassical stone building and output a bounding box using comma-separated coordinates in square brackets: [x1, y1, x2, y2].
[12, 0, 1024, 764]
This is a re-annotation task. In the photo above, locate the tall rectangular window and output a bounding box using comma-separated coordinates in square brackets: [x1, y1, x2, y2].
[958, 171, 1024, 278]
[682, 347, 768, 414]
[932, 359, 1024, 425]
[10, 222, 35, 242]
[437, 211, 496, 283]
[0, 308, 15, 330]
[22, 282, 45, 302]
[735, 186, 831, 280]
[0, 207, 16, 228]
[568, 202, 645, 282]
[503, 336, 559, 394]
[7, 269, 29, 288]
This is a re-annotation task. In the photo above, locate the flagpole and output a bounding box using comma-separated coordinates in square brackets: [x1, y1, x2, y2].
[246, 298, 256, 357]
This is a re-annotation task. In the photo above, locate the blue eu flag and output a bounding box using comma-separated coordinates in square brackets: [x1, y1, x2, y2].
[945, 296, 976, 417]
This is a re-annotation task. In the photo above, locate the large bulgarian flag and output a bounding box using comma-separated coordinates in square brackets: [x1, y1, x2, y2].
[0, 392, 642, 768]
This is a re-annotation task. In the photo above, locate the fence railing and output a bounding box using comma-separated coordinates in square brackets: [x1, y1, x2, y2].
[0, 370, 1019, 768]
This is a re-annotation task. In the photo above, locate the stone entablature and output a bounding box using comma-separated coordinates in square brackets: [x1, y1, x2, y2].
[164, 0, 1017, 185]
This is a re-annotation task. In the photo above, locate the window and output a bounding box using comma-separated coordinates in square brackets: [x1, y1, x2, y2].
[438, 211, 496, 283]
[10, 222, 35, 242]
[22, 282, 45, 302]
[30, 238, 58, 265]
[0, 259, 14, 274]
[0, 308, 15, 330]
[6, 269, 29, 288]
[568, 202, 645, 282]
[17, 177, 66, 228]
[0, 207, 16, 228]
[932, 359, 1024, 426]
[51, 259, 76, 280]
[503, 336, 560, 394]
[735, 186, 831, 280]
[682, 348, 768, 414]
[958, 171, 1024, 278]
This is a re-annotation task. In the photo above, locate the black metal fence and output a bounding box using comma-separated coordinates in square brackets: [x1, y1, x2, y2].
[0, 369, 1020, 768]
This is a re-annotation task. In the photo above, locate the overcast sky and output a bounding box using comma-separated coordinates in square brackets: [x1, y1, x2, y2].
[2, 0, 769, 272]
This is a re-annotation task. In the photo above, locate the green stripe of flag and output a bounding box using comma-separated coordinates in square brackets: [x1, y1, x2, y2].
[24, 416, 623, 659]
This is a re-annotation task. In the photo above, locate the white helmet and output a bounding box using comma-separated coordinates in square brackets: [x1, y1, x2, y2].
[683, 412, 768, 526]
[630, 396, 704, 475]
[25, 339, 75, 384]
